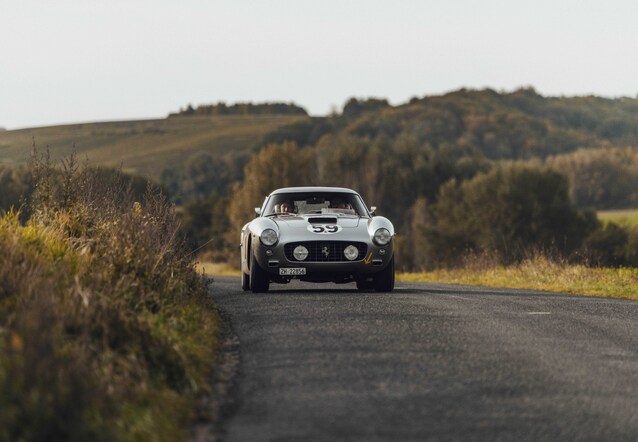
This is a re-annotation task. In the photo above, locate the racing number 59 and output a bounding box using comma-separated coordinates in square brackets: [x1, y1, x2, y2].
[311, 225, 339, 234]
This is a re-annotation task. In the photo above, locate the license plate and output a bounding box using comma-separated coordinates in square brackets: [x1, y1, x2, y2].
[279, 267, 306, 276]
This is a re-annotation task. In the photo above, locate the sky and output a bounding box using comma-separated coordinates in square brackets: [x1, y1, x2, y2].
[1, 0, 638, 129]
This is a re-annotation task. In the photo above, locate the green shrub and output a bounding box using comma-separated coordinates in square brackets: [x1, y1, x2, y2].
[580, 223, 638, 267]
[424, 163, 597, 267]
[0, 164, 32, 214]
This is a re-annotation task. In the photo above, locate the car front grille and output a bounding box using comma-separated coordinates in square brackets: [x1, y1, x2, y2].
[284, 241, 368, 262]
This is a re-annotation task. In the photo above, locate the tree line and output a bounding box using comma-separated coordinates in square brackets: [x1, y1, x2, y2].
[169, 101, 308, 117]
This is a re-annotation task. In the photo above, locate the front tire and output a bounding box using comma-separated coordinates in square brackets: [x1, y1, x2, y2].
[373, 257, 395, 292]
[241, 247, 250, 290]
[241, 269, 250, 291]
[250, 250, 270, 293]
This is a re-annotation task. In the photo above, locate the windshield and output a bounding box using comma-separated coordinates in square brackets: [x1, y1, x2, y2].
[263, 192, 368, 217]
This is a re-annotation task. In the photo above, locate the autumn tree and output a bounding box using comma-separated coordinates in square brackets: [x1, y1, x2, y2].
[224, 142, 317, 258]
[315, 134, 388, 210]
[546, 147, 638, 209]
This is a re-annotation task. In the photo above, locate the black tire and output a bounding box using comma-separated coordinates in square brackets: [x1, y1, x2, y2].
[241, 241, 250, 291]
[373, 257, 395, 292]
[250, 250, 270, 293]
[241, 267, 250, 291]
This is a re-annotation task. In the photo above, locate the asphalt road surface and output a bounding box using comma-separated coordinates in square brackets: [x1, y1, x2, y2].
[209, 276, 638, 441]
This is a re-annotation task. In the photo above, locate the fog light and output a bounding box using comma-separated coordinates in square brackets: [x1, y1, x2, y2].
[344, 245, 359, 261]
[266, 249, 273, 256]
[293, 245, 309, 261]
[379, 249, 386, 255]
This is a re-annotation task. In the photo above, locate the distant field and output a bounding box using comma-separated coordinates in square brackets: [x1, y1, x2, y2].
[0, 115, 306, 180]
[598, 209, 638, 228]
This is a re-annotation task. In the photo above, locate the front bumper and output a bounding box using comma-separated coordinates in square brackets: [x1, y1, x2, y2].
[252, 238, 394, 281]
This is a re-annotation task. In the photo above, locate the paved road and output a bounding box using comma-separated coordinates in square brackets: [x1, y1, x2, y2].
[209, 277, 638, 441]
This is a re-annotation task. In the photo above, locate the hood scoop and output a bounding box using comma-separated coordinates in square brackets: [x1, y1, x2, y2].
[308, 217, 337, 224]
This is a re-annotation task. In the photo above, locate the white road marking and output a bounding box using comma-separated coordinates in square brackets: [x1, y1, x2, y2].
[527, 312, 552, 315]
[445, 295, 473, 301]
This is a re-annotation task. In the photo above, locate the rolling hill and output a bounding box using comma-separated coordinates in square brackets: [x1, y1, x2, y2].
[2, 88, 638, 201]
[0, 114, 307, 180]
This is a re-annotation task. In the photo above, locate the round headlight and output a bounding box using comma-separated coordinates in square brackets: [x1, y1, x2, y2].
[260, 228, 278, 246]
[344, 245, 359, 261]
[293, 245, 309, 261]
[373, 228, 392, 246]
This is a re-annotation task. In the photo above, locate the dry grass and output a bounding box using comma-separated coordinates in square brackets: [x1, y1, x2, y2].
[196, 261, 241, 277]
[399, 255, 638, 299]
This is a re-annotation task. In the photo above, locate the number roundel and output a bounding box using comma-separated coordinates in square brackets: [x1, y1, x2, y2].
[307, 224, 342, 234]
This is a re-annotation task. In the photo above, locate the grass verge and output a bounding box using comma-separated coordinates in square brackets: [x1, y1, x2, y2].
[399, 256, 638, 299]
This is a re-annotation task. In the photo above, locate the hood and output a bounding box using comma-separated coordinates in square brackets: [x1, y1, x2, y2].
[274, 214, 361, 229]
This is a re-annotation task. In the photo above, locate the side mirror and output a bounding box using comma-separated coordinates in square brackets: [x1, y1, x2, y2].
[254, 207, 262, 217]
[370, 206, 376, 216]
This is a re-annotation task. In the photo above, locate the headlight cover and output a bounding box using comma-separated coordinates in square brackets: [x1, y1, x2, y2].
[260, 228, 278, 246]
[373, 228, 392, 246]
[344, 245, 359, 261]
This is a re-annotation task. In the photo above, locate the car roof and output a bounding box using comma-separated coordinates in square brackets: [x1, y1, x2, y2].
[269, 186, 361, 196]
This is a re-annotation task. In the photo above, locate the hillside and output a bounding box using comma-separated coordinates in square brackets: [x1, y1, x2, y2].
[264, 88, 638, 160]
[3, 89, 638, 182]
[0, 114, 307, 180]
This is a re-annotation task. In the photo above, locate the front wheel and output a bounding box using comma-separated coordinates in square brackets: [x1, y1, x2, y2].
[250, 250, 270, 293]
[241, 250, 250, 290]
[241, 269, 250, 291]
[373, 257, 395, 292]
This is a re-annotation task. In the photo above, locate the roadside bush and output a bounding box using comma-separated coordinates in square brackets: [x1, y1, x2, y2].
[424, 163, 597, 267]
[395, 197, 431, 271]
[0, 163, 32, 214]
[579, 223, 638, 267]
[180, 192, 230, 259]
[0, 150, 219, 441]
[628, 228, 638, 265]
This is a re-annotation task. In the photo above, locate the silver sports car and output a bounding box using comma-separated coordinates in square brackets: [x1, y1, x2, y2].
[240, 186, 395, 293]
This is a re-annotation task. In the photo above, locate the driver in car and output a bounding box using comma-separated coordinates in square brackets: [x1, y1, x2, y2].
[280, 202, 294, 213]
[330, 198, 351, 210]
